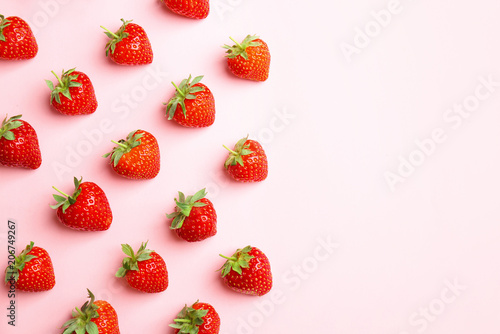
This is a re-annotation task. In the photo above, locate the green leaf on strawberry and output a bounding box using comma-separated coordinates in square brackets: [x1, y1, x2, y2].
[45, 68, 83, 104]
[50, 177, 83, 213]
[223, 136, 254, 168]
[101, 19, 131, 56]
[61, 289, 100, 334]
[116, 241, 153, 277]
[4, 241, 37, 284]
[166, 188, 208, 229]
[103, 130, 143, 167]
[0, 15, 12, 42]
[223, 35, 261, 60]
[219, 245, 254, 276]
[165, 75, 205, 119]
[0, 114, 23, 141]
[169, 301, 209, 333]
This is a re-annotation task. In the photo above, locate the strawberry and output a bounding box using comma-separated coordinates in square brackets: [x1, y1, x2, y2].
[103, 130, 160, 180]
[166, 188, 217, 242]
[165, 75, 215, 128]
[0, 14, 38, 60]
[223, 35, 270, 82]
[101, 19, 153, 65]
[170, 301, 221, 334]
[219, 245, 272, 296]
[116, 241, 169, 293]
[46, 68, 98, 116]
[50, 177, 113, 231]
[62, 289, 120, 334]
[0, 114, 42, 169]
[223, 136, 268, 182]
[162, 0, 210, 19]
[4, 241, 55, 292]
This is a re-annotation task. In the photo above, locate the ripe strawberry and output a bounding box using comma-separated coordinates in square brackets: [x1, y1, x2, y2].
[62, 289, 120, 334]
[170, 301, 220, 334]
[50, 177, 113, 231]
[223, 35, 270, 81]
[4, 241, 55, 292]
[0, 114, 42, 169]
[223, 136, 268, 182]
[166, 188, 217, 242]
[219, 245, 272, 296]
[116, 241, 169, 293]
[165, 75, 215, 128]
[0, 14, 38, 60]
[103, 130, 160, 180]
[46, 68, 98, 115]
[101, 19, 153, 65]
[162, 0, 210, 19]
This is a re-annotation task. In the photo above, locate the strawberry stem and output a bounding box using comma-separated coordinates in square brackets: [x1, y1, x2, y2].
[111, 140, 128, 149]
[52, 186, 70, 198]
[222, 145, 237, 155]
[171, 82, 185, 97]
[173, 319, 191, 323]
[100, 25, 118, 38]
[229, 36, 242, 48]
[76, 307, 85, 317]
[51, 70, 63, 87]
[219, 254, 236, 261]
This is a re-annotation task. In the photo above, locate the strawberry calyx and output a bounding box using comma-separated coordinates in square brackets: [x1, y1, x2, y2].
[169, 300, 209, 334]
[61, 289, 100, 334]
[101, 19, 132, 56]
[165, 75, 205, 120]
[45, 68, 83, 105]
[223, 136, 254, 169]
[115, 241, 153, 277]
[50, 176, 83, 213]
[166, 188, 208, 229]
[0, 15, 12, 42]
[219, 245, 254, 276]
[0, 114, 23, 140]
[4, 241, 37, 284]
[223, 35, 261, 60]
[103, 130, 143, 167]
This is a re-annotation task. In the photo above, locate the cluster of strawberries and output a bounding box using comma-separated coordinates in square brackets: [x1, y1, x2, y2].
[1, 2, 273, 333]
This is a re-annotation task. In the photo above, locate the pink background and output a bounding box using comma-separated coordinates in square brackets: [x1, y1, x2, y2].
[1, 0, 500, 333]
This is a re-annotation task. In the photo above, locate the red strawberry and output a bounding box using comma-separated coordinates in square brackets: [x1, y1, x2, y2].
[62, 289, 120, 334]
[223, 35, 270, 81]
[116, 242, 169, 293]
[4, 241, 55, 292]
[0, 114, 42, 169]
[219, 245, 272, 296]
[165, 75, 216, 128]
[101, 19, 153, 65]
[46, 68, 98, 115]
[223, 136, 268, 182]
[0, 14, 38, 60]
[166, 188, 217, 242]
[170, 301, 221, 334]
[50, 177, 113, 231]
[103, 130, 160, 180]
[162, 0, 209, 19]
